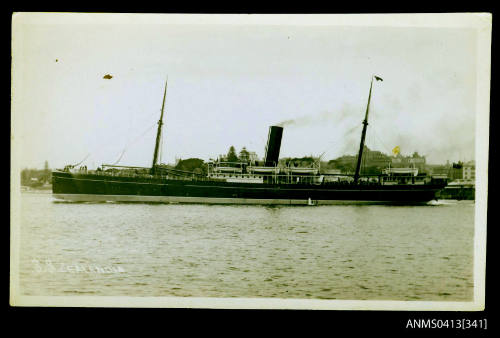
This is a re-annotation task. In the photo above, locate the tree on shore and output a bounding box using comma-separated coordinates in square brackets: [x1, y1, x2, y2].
[21, 168, 52, 187]
[227, 146, 238, 162]
[175, 158, 207, 174]
[239, 147, 250, 162]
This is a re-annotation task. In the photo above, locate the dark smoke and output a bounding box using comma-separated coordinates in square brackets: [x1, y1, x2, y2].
[276, 103, 366, 157]
[276, 104, 361, 128]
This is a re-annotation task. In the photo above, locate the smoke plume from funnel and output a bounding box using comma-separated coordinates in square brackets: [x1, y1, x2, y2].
[276, 105, 360, 128]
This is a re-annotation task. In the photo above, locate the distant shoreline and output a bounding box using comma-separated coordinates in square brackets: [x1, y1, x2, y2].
[21, 185, 52, 192]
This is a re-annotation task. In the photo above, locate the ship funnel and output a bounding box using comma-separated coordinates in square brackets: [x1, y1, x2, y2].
[264, 126, 283, 167]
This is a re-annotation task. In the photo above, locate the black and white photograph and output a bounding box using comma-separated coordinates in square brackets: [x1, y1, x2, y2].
[10, 13, 490, 310]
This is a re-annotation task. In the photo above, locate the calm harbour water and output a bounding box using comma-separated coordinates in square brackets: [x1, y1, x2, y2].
[18, 191, 475, 300]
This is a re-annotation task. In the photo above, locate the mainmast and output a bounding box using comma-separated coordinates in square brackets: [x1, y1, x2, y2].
[151, 78, 168, 173]
[353, 75, 383, 184]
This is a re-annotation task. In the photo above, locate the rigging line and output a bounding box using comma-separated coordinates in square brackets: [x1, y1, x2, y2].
[72, 153, 91, 167]
[159, 130, 163, 164]
[362, 130, 373, 174]
[136, 108, 164, 128]
[123, 98, 167, 140]
[361, 127, 375, 175]
[316, 122, 362, 160]
[111, 122, 157, 165]
[371, 126, 392, 155]
[134, 108, 160, 128]
[112, 149, 127, 166]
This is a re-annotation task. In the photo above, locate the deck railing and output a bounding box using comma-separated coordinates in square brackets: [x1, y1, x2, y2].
[65, 168, 436, 186]
[86, 169, 208, 182]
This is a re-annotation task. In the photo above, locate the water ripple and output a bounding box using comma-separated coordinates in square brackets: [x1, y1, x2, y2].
[19, 192, 474, 301]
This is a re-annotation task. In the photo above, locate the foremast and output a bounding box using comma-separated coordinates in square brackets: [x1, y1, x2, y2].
[151, 78, 168, 174]
[353, 75, 383, 184]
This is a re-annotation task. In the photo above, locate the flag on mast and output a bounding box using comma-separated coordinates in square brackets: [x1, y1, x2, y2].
[374, 75, 383, 82]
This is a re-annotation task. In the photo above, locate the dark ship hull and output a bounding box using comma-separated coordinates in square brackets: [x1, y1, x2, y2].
[52, 171, 444, 205]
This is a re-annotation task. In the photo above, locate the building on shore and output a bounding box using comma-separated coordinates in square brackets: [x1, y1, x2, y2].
[462, 160, 475, 181]
[391, 152, 426, 171]
[426, 160, 475, 200]
[248, 151, 259, 165]
[437, 160, 476, 184]
[327, 146, 426, 175]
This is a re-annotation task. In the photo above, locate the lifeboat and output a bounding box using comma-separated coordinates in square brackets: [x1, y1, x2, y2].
[247, 166, 281, 174]
[286, 167, 319, 175]
[213, 166, 243, 173]
[382, 167, 419, 177]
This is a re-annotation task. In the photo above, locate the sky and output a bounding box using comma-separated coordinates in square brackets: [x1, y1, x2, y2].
[12, 14, 482, 169]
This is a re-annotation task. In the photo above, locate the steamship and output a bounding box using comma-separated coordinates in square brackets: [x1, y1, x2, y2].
[52, 76, 447, 205]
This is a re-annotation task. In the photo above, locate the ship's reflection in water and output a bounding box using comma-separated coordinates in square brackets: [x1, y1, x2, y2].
[19, 191, 474, 300]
